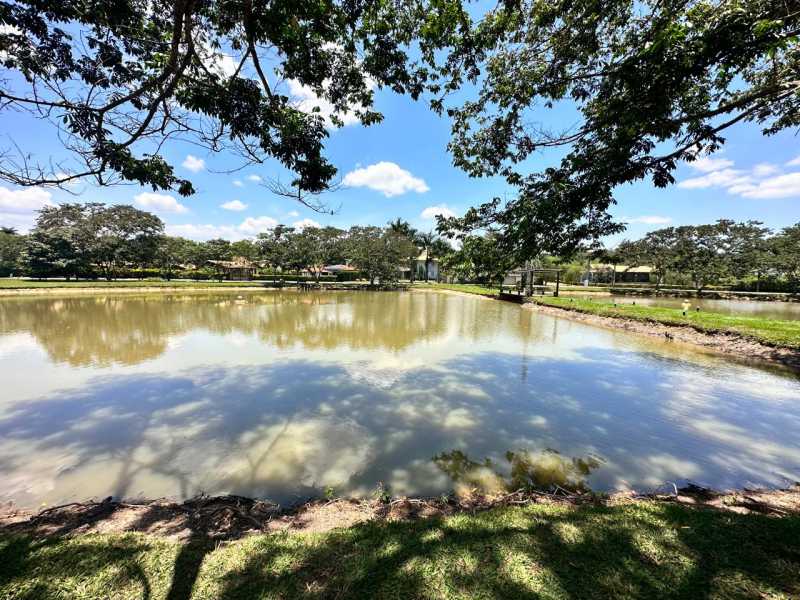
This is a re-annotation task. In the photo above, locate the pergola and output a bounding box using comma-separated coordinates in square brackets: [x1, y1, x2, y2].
[509, 267, 564, 297]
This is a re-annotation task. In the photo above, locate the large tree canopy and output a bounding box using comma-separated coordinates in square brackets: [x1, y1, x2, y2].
[2, 1, 797, 247]
[436, 0, 800, 259]
[0, 0, 467, 208]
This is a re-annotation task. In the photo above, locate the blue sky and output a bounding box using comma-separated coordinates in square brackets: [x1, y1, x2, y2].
[1, 78, 799, 245]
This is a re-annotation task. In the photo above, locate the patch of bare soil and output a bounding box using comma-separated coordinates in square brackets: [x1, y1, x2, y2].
[2, 485, 798, 541]
[527, 303, 800, 371]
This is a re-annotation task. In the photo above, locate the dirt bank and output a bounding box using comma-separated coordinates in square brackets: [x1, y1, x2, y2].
[2, 485, 798, 541]
[527, 302, 800, 371]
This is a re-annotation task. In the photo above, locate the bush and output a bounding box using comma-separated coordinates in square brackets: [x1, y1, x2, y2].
[335, 271, 365, 282]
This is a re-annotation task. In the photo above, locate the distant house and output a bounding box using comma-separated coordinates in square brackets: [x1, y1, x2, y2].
[206, 257, 258, 280]
[399, 250, 439, 281]
[322, 264, 358, 275]
[587, 263, 653, 284]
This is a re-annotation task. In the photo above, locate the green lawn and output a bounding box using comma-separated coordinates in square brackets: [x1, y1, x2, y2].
[535, 296, 800, 349]
[0, 278, 276, 289]
[2, 502, 799, 599]
[422, 283, 800, 350]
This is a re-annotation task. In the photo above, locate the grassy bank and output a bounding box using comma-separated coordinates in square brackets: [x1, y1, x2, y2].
[423, 284, 800, 350]
[2, 501, 799, 599]
[536, 296, 800, 349]
[0, 278, 281, 290]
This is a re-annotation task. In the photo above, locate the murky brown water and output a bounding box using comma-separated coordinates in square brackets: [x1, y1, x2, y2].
[1, 290, 799, 508]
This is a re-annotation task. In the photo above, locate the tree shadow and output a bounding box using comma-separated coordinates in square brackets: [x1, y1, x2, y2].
[2, 502, 799, 599]
[209, 503, 800, 600]
[0, 534, 156, 599]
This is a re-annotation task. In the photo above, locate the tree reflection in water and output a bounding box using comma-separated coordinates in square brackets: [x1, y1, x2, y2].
[434, 449, 604, 495]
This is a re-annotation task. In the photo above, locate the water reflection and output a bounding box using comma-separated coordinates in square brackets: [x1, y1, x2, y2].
[433, 449, 603, 495]
[0, 291, 541, 366]
[0, 291, 799, 508]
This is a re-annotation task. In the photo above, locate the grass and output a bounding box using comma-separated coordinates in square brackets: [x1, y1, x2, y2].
[0, 278, 277, 289]
[418, 282, 503, 297]
[422, 283, 800, 350]
[535, 296, 800, 349]
[1, 502, 799, 599]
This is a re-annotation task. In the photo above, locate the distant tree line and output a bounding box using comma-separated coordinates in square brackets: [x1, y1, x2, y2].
[608, 220, 800, 292]
[433, 220, 800, 294]
[0, 206, 451, 284]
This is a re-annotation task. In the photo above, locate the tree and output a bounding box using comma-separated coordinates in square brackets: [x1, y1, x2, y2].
[436, 1, 800, 259]
[441, 232, 513, 288]
[388, 219, 419, 281]
[21, 203, 163, 279]
[289, 226, 344, 280]
[91, 205, 164, 279]
[415, 231, 449, 282]
[624, 229, 678, 289]
[771, 223, 800, 289]
[724, 220, 772, 289]
[670, 224, 730, 293]
[155, 236, 197, 279]
[345, 226, 406, 285]
[0, 0, 466, 210]
[229, 239, 259, 262]
[257, 225, 295, 277]
[0, 229, 24, 276]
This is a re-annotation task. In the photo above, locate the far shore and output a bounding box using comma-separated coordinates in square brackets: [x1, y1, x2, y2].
[420, 284, 800, 371]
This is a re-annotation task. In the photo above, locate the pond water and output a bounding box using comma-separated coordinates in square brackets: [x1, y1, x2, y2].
[597, 295, 800, 321]
[1, 290, 799, 508]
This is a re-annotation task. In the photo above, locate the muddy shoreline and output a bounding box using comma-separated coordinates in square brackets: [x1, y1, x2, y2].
[526, 302, 800, 371]
[2, 485, 798, 541]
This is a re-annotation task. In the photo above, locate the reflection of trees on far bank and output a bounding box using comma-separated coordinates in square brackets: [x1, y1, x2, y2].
[434, 449, 603, 495]
[0, 291, 546, 366]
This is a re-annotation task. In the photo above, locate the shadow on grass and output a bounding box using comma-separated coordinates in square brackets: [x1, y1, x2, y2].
[5, 501, 798, 599]
[209, 503, 800, 599]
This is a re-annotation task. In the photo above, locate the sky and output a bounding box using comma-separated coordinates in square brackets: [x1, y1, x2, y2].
[1, 71, 799, 246]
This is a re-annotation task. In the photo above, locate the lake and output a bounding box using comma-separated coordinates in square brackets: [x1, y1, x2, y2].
[1, 290, 799, 508]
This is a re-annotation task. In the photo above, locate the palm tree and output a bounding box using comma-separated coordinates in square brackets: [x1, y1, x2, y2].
[388, 219, 419, 281]
[416, 231, 436, 282]
[1, 226, 18, 235]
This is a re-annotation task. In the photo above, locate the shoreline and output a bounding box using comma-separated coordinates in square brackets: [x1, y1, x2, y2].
[3, 484, 798, 541]
[420, 286, 800, 371]
[527, 301, 800, 371]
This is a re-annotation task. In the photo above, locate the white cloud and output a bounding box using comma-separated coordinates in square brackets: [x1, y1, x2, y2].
[623, 215, 672, 225]
[166, 223, 240, 241]
[687, 155, 734, 173]
[420, 205, 455, 220]
[246, 174, 262, 183]
[343, 162, 429, 197]
[287, 210, 299, 217]
[678, 156, 800, 200]
[220, 200, 248, 211]
[238, 216, 278, 235]
[0, 186, 54, 214]
[233, 180, 244, 188]
[736, 173, 800, 199]
[752, 163, 779, 177]
[182, 155, 205, 173]
[196, 40, 237, 78]
[286, 76, 374, 128]
[785, 155, 800, 167]
[292, 218, 321, 230]
[134, 192, 188, 214]
[166, 215, 278, 241]
[677, 169, 752, 190]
